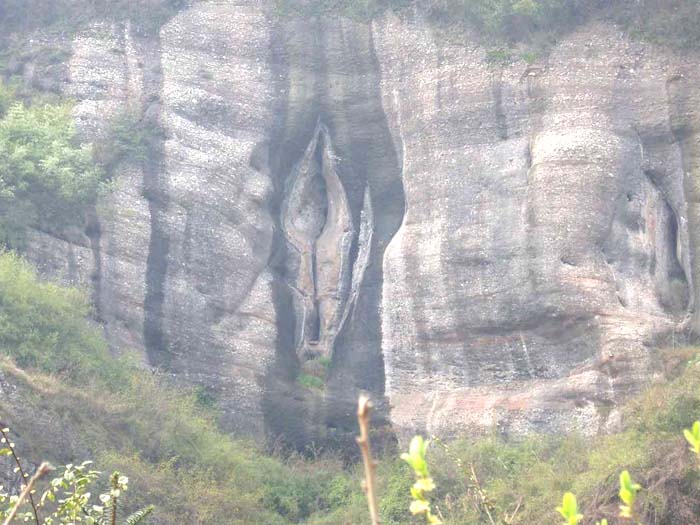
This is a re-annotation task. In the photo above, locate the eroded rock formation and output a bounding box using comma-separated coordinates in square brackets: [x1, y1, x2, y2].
[281, 121, 356, 361]
[17, 1, 700, 445]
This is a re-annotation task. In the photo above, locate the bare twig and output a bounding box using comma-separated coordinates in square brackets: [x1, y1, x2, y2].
[432, 435, 497, 525]
[470, 463, 497, 525]
[0, 427, 40, 525]
[504, 495, 523, 524]
[356, 395, 381, 525]
[110, 472, 118, 525]
[2, 462, 52, 525]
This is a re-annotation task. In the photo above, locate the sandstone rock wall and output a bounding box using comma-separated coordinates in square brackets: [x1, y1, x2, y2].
[19, 1, 700, 444]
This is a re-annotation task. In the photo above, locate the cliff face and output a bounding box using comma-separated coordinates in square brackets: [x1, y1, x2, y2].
[18, 1, 700, 444]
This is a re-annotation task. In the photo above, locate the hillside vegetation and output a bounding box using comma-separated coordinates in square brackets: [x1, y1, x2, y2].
[0, 0, 186, 34]
[308, 348, 700, 525]
[0, 251, 357, 525]
[2, 247, 698, 524]
[273, 0, 700, 51]
[2, 0, 698, 50]
[0, 1, 699, 524]
[0, 82, 104, 248]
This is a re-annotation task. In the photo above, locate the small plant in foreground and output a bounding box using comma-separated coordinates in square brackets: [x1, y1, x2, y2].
[684, 420, 700, 459]
[557, 492, 582, 525]
[0, 424, 153, 525]
[401, 436, 441, 525]
[556, 492, 611, 525]
[618, 470, 642, 523]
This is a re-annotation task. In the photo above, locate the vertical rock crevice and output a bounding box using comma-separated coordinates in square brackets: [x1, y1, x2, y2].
[263, 16, 405, 450]
[137, 29, 169, 368]
[85, 209, 103, 322]
[666, 73, 700, 331]
[263, 16, 322, 448]
[320, 20, 405, 447]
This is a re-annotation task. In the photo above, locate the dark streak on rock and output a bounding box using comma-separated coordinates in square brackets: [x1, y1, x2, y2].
[261, 17, 405, 453]
[262, 16, 317, 451]
[85, 209, 103, 322]
[492, 75, 508, 140]
[138, 29, 171, 369]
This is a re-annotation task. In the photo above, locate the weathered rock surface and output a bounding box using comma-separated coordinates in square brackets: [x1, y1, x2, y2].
[375, 18, 695, 439]
[18, 2, 700, 445]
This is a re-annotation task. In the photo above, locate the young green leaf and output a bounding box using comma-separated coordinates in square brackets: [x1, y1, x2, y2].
[556, 492, 583, 525]
[683, 421, 700, 456]
[401, 435, 441, 525]
[619, 470, 642, 519]
[401, 436, 431, 478]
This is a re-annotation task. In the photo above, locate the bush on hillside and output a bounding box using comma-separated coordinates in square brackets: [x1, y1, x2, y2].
[0, 87, 104, 248]
[0, 251, 115, 382]
[272, 0, 700, 52]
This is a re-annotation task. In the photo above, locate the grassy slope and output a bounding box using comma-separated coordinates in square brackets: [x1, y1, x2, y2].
[1, 2, 699, 522]
[308, 348, 700, 525]
[3, 250, 700, 524]
[3, 235, 700, 525]
[0, 251, 355, 525]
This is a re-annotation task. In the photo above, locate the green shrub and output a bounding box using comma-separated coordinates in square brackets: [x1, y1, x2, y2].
[0, 459, 154, 525]
[271, 0, 700, 51]
[297, 373, 325, 390]
[413, 351, 700, 525]
[1, 0, 187, 35]
[0, 251, 123, 384]
[272, 0, 589, 41]
[0, 82, 16, 115]
[0, 253, 360, 524]
[97, 110, 164, 173]
[378, 459, 413, 524]
[0, 93, 105, 247]
[614, 0, 700, 49]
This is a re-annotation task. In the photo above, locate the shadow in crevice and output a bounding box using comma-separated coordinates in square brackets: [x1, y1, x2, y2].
[262, 17, 405, 454]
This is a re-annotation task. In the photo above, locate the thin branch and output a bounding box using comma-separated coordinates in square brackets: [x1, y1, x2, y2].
[109, 472, 119, 525]
[356, 395, 381, 525]
[432, 435, 497, 525]
[469, 463, 497, 525]
[2, 462, 52, 525]
[505, 495, 523, 524]
[0, 427, 40, 525]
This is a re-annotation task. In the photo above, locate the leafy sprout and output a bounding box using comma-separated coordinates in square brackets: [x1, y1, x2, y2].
[401, 436, 441, 525]
[556, 492, 583, 525]
[618, 470, 642, 520]
[683, 421, 700, 457]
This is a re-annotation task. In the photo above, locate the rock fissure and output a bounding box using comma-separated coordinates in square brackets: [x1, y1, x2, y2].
[140, 29, 170, 369]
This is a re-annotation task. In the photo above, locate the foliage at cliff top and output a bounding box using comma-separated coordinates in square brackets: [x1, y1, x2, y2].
[0, 0, 187, 35]
[273, 0, 700, 50]
[0, 82, 104, 249]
